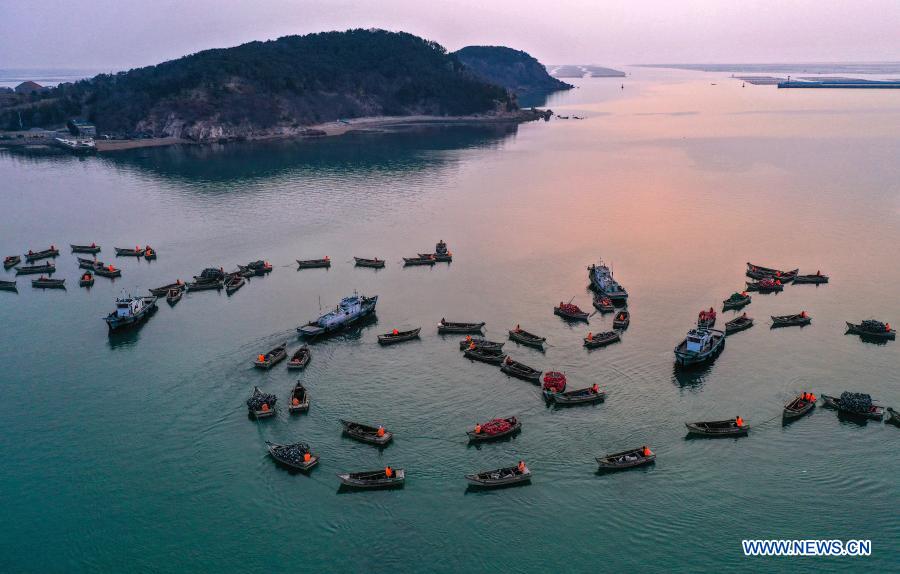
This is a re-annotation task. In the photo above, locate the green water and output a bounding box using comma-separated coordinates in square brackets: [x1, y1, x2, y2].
[1, 69, 898, 572]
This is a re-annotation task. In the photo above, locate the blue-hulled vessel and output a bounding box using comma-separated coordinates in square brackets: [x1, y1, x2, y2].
[104, 292, 158, 331]
[298, 293, 378, 337]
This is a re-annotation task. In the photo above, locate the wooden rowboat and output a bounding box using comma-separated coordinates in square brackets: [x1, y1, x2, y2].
[378, 327, 421, 345]
[166, 288, 182, 305]
[15, 263, 55, 275]
[266, 441, 318, 471]
[114, 247, 144, 257]
[25, 247, 59, 262]
[722, 293, 751, 310]
[3, 255, 20, 269]
[685, 418, 749, 437]
[725, 315, 754, 335]
[32, 277, 65, 289]
[508, 328, 546, 349]
[79, 272, 94, 287]
[612, 310, 630, 330]
[887, 407, 900, 426]
[149, 282, 185, 296]
[500, 358, 541, 382]
[354, 256, 385, 268]
[465, 465, 531, 488]
[187, 279, 223, 291]
[793, 273, 829, 284]
[596, 447, 655, 470]
[403, 255, 435, 266]
[288, 382, 310, 413]
[458, 338, 503, 351]
[783, 393, 816, 420]
[592, 295, 615, 313]
[554, 304, 590, 322]
[464, 347, 506, 365]
[771, 313, 811, 328]
[338, 468, 404, 489]
[583, 331, 620, 348]
[296, 258, 331, 269]
[341, 420, 393, 445]
[225, 275, 244, 295]
[70, 244, 101, 254]
[93, 264, 121, 278]
[254, 343, 287, 369]
[287, 345, 311, 369]
[418, 252, 452, 262]
[466, 416, 521, 441]
[438, 320, 485, 334]
[0, 279, 17, 291]
[545, 386, 606, 405]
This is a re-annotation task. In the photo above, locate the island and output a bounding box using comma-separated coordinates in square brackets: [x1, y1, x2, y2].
[0, 29, 554, 148]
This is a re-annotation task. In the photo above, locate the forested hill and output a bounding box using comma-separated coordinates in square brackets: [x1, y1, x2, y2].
[453, 46, 573, 94]
[0, 30, 517, 140]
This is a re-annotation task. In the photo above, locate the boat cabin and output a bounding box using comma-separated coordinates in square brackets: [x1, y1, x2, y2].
[685, 329, 711, 353]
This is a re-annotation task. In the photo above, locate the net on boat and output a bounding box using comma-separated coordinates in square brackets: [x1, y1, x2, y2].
[839, 392, 872, 413]
[543, 371, 567, 392]
[271, 443, 311, 464]
[481, 418, 514, 435]
[247, 388, 277, 410]
[558, 303, 584, 314]
[860, 320, 887, 332]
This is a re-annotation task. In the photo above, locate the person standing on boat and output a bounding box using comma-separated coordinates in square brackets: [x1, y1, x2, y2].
[517, 460, 527, 474]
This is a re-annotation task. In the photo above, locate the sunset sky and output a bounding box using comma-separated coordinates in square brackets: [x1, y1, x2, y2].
[1, 0, 898, 70]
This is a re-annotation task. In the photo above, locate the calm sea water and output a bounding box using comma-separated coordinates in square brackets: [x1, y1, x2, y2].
[1, 68, 898, 573]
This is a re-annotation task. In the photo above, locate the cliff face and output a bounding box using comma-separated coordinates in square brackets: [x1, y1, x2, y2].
[453, 46, 573, 95]
[0, 30, 518, 141]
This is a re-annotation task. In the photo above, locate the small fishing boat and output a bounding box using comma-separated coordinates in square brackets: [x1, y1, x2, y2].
[508, 326, 546, 349]
[246, 386, 277, 418]
[464, 346, 506, 365]
[793, 272, 829, 284]
[70, 243, 101, 254]
[612, 310, 630, 330]
[296, 257, 331, 269]
[771, 313, 811, 328]
[403, 255, 436, 266]
[93, 263, 121, 278]
[746, 263, 798, 282]
[438, 319, 485, 334]
[143, 246, 156, 260]
[337, 468, 404, 489]
[465, 463, 531, 488]
[15, 262, 55, 275]
[254, 343, 287, 369]
[149, 281, 185, 297]
[725, 314, 754, 335]
[354, 256, 385, 268]
[592, 295, 615, 313]
[887, 408, 900, 426]
[187, 279, 223, 291]
[418, 252, 452, 262]
[32, 276, 65, 289]
[25, 246, 59, 262]
[458, 337, 504, 351]
[378, 327, 421, 345]
[722, 292, 751, 310]
[225, 275, 244, 295]
[288, 382, 310, 412]
[674, 328, 725, 366]
[583, 331, 620, 348]
[79, 271, 94, 287]
[845, 320, 895, 340]
[554, 302, 590, 322]
[500, 357, 541, 382]
[3, 255, 21, 269]
[266, 441, 318, 471]
[546, 385, 606, 405]
[340, 420, 393, 445]
[821, 393, 884, 420]
[745, 279, 784, 293]
[685, 417, 749, 437]
[697, 309, 717, 329]
[195, 268, 226, 281]
[114, 246, 144, 257]
[783, 392, 816, 420]
[104, 293, 158, 331]
[239, 260, 273, 276]
[287, 345, 311, 369]
[596, 446, 655, 470]
[467, 416, 521, 441]
[0, 279, 18, 291]
[298, 293, 378, 337]
[77, 256, 98, 269]
[166, 287, 182, 305]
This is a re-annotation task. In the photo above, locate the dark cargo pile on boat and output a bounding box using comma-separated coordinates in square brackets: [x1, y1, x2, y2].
[860, 320, 888, 332]
[839, 392, 872, 413]
[481, 419, 513, 435]
[271, 442, 311, 463]
[247, 388, 277, 411]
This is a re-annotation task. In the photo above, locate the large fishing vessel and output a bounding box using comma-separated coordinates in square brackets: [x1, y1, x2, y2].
[298, 293, 378, 337]
[674, 327, 725, 366]
[104, 292, 158, 331]
[587, 261, 628, 302]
